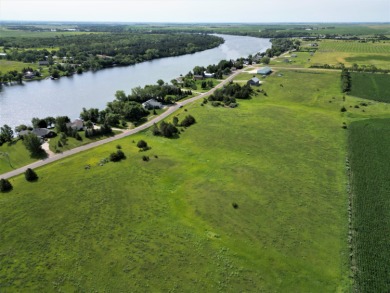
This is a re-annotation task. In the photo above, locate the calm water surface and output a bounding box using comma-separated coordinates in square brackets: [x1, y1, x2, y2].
[0, 35, 270, 128]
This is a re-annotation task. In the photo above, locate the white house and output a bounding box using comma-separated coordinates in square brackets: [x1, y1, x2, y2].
[142, 99, 163, 110]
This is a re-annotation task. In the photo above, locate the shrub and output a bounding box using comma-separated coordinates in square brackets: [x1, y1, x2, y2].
[180, 115, 196, 127]
[341, 106, 347, 112]
[25, 168, 38, 181]
[232, 202, 239, 209]
[0, 178, 13, 192]
[137, 140, 148, 149]
[109, 150, 126, 162]
[142, 155, 150, 162]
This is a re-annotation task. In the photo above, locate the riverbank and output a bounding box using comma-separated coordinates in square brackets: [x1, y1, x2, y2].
[0, 67, 246, 179]
[0, 35, 271, 129]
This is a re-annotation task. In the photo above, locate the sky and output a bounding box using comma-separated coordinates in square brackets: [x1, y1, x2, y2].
[0, 0, 389, 23]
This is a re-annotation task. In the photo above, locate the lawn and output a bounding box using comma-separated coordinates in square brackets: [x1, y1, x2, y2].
[350, 72, 390, 103]
[348, 118, 390, 293]
[0, 70, 354, 292]
[0, 140, 39, 174]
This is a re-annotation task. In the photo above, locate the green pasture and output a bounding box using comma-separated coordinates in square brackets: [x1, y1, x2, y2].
[350, 73, 390, 103]
[349, 118, 390, 292]
[0, 69, 355, 292]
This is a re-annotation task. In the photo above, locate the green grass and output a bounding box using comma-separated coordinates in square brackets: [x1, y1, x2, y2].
[0, 60, 38, 72]
[0, 70, 356, 292]
[49, 131, 119, 152]
[349, 72, 390, 103]
[348, 118, 390, 292]
[0, 27, 94, 38]
[309, 40, 390, 69]
[0, 140, 39, 174]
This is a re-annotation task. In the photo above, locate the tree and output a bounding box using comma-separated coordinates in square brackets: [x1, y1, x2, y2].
[180, 115, 196, 127]
[0, 124, 14, 143]
[22, 133, 43, 156]
[261, 56, 270, 64]
[0, 178, 13, 192]
[15, 124, 28, 133]
[55, 116, 70, 133]
[25, 168, 38, 181]
[137, 140, 148, 149]
[157, 79, 165, 86]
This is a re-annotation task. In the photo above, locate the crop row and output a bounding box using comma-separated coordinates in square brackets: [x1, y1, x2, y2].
[349, 119, 390, 293]
[318, 41, 390, 53]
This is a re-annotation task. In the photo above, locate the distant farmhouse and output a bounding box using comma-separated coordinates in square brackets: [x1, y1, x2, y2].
[38, 60, 49, 66]
[204, 72, 215, 78]
[142, 99, 163, 110]
[66, 119, 84, 131]
[257, 67, 272, 76]
[193, 75, 204, 80]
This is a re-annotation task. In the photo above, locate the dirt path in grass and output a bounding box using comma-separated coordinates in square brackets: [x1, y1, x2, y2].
[0, 68, 245, 179]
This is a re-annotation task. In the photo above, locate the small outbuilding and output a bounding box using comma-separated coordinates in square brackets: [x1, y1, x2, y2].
[247, 77, 260, 86]
[257, 67, 272, 76]
[38, 60, 49, 66]
[142, 99, 163, 110]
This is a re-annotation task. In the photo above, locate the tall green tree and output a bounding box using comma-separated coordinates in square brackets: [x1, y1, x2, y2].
[22, 133, 43, 156]
[0, 124, 14, 144]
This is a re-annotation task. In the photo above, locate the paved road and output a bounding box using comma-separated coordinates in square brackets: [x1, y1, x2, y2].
[1, 69, 244, 179]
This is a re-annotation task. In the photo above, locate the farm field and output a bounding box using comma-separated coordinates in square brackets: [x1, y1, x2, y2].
[349, 72, 390, 103]
[0, 70, 356, 292]
[309, 40, 390, 69]
[348, 118, 390, 293]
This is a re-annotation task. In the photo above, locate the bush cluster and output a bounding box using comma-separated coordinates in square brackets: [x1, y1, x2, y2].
[109, 150, 126, 162]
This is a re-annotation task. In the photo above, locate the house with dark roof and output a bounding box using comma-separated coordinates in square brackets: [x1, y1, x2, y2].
[193, 75, 204, 80]
[257, 67, 272, 76]
[142, 99, 163, 110]
[38, 60, 49, 66]
[247, 77, 260, 86]
[19, 128, 56, 140]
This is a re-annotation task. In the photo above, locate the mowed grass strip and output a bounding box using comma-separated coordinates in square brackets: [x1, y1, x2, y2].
[0, 81, 350, 292]
[349, 118, 390, 293]
[350, 72, 390, 103]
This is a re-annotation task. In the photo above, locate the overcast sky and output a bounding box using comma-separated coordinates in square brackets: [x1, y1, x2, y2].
[0, 0, 389, 23]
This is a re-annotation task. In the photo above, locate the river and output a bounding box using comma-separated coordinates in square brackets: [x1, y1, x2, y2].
[0, 35, 270, 129]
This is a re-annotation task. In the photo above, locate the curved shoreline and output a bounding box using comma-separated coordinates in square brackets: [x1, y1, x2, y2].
[0, 68, 246, 179]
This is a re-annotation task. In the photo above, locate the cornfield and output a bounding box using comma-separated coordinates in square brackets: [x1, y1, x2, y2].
[348, 118, 390, 292]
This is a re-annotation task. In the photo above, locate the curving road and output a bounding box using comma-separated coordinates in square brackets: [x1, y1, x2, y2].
[1, 69, 245, 179]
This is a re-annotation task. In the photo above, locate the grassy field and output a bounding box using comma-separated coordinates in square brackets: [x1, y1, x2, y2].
[0, 69, 356, 292]
[0, 27, 93, 38]
[0, 140, 40, 174]
[0, 60, 39, 72]
[48, 131, 120, 153]
[348, 118, 390, 293]
[309, 40, 390, 69]
[350, 72, 390, 103]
